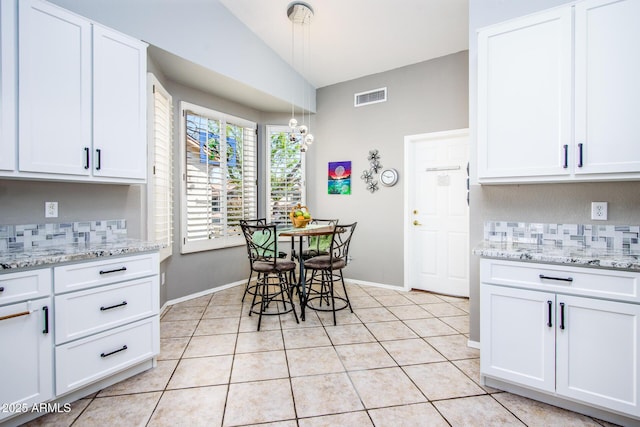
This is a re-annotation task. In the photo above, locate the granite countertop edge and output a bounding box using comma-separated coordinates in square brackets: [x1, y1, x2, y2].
[473, 241, 640, 272]
[0, 240, 165, 271]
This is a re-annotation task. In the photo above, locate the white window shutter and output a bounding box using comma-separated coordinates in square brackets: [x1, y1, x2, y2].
[147, 74, 173, 261]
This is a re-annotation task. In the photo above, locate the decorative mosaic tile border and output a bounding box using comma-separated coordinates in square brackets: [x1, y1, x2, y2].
[485, 221, 640, 252]
[0, 220, 127, 251]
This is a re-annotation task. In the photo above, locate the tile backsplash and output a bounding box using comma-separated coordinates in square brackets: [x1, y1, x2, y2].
[485, 221, 640, 253]
[0, 220, 127, 251]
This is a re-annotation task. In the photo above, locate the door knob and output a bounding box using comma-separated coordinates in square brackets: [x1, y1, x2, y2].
[413, 220, 422, 226]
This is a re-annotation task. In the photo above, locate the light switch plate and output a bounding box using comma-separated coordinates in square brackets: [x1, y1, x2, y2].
[591, 202, 608, 221]
[45, 202, 58, 218]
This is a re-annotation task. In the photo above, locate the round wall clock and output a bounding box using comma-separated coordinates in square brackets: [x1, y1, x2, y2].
[380, 168, 399, 187]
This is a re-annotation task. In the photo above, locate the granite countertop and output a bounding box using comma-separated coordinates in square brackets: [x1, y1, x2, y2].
[473, 241, 640, 271]
[0, 239, 164, 271]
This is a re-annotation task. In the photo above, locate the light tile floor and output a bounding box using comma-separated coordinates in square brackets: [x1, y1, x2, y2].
[26, 283, 621, 427]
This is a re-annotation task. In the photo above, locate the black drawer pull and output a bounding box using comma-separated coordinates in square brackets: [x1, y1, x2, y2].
[0, 286, 4, 292]
[43, 306, 49, 334]
[559, 302, 566, 330]
[547, 301, 553, 327]
[539, 274, 573, 283]
[562, 144, 568, 169]
[101, 345, 128, 358]
[100, 301, 127, 311]
[96, 148, 102, 170]
[99, 266, 127, 275]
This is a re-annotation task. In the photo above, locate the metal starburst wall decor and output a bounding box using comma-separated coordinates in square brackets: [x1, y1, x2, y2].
[361, 149, 383, 193]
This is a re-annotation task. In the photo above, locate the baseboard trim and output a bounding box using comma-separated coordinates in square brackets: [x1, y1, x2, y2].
[467, 339, 480, 350]
[161, 280, 246, 313]
[344, 278, 404, 291]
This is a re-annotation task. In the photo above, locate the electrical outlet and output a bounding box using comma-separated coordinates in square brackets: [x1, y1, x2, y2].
[591, 202, 608, 221]
[45, 202, 58, 218]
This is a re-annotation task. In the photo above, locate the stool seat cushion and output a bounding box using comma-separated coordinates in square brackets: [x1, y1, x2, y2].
[304, 255, 346, 270]
[253, 259, 296, 273]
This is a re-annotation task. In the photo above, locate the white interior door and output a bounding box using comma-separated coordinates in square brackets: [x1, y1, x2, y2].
[405, 129, 469, 296]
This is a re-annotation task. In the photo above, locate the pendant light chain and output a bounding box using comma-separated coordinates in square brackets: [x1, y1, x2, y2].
[287, 2, 314, 151]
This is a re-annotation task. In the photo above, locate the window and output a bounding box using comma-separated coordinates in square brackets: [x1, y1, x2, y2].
[266, 125, 306, 227]
[180, 102, 257, 253]
[147, 74, 173, 261]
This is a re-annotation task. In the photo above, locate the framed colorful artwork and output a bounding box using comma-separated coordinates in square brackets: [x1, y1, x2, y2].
[328, 161, 351, 195]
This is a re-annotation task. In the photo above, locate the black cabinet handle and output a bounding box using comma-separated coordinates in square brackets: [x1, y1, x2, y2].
[547, 301, 553, 327]
[563, 145, 568, 169]
[84, 147, 90, 169]
[99, 266, 127, 275]
[96, 148, 102, 170]
[100, 301, 127, 311]
[577, 143, 583, 168]
[101, 345, 128, 358]
[0, 286, 4, 292]
[43, 306, 49, 334]
[539, 274, 573, 282]
[559, 302, 565, 330]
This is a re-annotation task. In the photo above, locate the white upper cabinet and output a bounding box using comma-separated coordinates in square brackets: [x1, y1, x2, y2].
[574, 0, 640, 175]
[478, 0, 640, 183]
[0, 0, 17, 172]
[93, 24, 147, 180]
[15, 0, 147, 183]
[478, 7, 572, 181]
[18, 0, 92, 177]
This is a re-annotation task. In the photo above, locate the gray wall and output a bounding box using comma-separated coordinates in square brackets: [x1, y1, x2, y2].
[467, 0, 640, 342]
[0, 180, 143, 236]
[310, 51, 469, 286]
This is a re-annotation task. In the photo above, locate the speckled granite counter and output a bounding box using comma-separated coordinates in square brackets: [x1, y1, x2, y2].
[0, 239, 164, 271]
[473, 241, 640, 271]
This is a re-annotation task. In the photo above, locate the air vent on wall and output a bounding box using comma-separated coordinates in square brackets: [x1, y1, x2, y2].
[354, 87, 387, 107]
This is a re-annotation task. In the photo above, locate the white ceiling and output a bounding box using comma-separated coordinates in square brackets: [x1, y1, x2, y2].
[149, 0, 469, 112]
[219, 0, 469, 89]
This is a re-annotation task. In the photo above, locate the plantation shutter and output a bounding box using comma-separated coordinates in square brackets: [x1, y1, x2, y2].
[147, 74, 173, 261]
[266, 126, 305, 227]
[181, 102, 257, 253]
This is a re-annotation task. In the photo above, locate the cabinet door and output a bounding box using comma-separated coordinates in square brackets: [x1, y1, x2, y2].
[92, 24, 147, 181]
[0, 297, 53, 421]
[574, 0, 640, 175]
[477, 7, 572, 181]
[481, 284, 556, 392]
[556, 295, 640, 417]
[0, 0, 16, 172]
[18, 0, 91, 176]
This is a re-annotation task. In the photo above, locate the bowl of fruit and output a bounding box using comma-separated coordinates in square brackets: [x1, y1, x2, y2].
[290, 204, 312, 228]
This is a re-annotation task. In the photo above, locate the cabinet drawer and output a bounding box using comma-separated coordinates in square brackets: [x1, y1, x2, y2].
[0, 268, 51, 306]
[55, 316, 159, 395]
[54, 252, 159, 293]
[55, 276, 159, 345]
[481, 259, 640, 303]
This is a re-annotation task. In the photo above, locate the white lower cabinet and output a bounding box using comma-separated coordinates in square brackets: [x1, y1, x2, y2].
[53, 252, 160, 395]
[481, 285, 556, 392]
[0, 296, 53, 422]
[55, 316, 158, 395]
[481, 259, 640, 419]
[556, 295, 640, 416]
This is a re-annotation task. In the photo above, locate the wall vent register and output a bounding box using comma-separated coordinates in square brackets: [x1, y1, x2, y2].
[354, 87, 387, 107]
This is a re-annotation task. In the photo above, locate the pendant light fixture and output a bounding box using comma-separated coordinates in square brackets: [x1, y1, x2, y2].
[287, 2, 314, 152]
